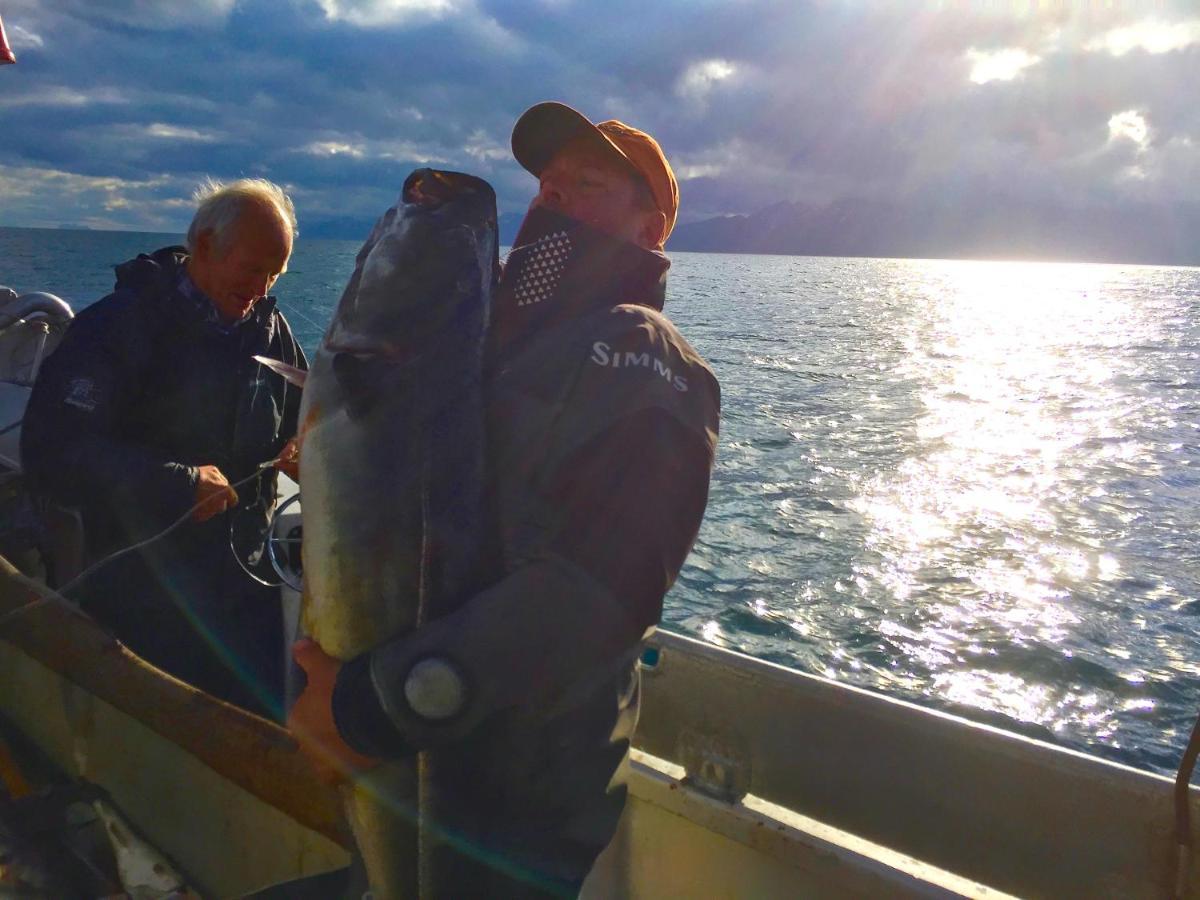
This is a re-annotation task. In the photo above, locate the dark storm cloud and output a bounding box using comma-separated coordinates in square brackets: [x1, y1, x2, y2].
[1, 0, 1197, 260]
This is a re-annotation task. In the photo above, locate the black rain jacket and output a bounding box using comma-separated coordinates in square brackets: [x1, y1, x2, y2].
[332, 209, 721, 894]
[20, 246, 306, 711]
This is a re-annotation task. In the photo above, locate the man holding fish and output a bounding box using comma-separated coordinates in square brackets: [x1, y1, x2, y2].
[290, 102, 719, 897]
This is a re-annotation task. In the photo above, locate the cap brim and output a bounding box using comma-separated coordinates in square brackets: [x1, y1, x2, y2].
[511, 101, 631, 178]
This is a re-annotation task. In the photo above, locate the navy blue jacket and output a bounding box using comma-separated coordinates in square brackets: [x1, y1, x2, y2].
[20, 246, 306, 712]
[22, 246, 305, 551]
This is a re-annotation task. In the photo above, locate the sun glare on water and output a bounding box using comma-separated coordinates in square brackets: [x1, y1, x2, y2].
[849, 258, 1162, 739]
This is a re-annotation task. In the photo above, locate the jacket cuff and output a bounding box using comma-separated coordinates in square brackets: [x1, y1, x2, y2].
[331, 653, 416, 759]
[163, 462, 200, 522]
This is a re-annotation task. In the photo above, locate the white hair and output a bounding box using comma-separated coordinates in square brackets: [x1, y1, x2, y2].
[186, 177, 298, 254]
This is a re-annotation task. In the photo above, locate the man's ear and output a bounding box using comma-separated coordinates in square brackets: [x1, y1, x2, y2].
[192, 229, 213, 263]
[638, 209, 668, 251]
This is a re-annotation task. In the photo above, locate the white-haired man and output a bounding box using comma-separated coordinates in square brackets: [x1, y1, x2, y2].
[22, 178, 306, 718]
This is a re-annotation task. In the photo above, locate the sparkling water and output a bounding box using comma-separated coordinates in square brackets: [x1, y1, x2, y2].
[4, 225, 1199, 775]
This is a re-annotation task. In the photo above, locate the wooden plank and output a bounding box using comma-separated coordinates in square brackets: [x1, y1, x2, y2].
[0, 555, 349, 848]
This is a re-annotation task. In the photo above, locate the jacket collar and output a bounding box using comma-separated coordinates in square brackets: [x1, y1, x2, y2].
[113, 245, 275, 335]
[176, 268, 275, 334]
[490, 208, 670, 353]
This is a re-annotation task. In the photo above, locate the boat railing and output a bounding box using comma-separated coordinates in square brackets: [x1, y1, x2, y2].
[637, 628, 1195, 899]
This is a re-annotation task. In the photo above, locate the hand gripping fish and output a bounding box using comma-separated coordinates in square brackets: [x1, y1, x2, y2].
[298, 169, 498, 896]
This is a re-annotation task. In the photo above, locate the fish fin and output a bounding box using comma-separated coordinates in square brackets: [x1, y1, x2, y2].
[254, 355, 308, 388]
[332, 352, 386, 418]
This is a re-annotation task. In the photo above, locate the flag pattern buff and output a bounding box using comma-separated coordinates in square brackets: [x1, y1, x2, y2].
[513, 231, 571, 307]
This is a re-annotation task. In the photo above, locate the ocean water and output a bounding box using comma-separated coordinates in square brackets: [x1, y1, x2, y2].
[4, 225, 1200, 776]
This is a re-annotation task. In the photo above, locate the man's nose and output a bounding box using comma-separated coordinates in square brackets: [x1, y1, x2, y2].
[533, 178, 566, 211]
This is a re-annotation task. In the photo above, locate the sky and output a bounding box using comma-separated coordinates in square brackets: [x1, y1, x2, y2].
[0, 0, 1198, 253]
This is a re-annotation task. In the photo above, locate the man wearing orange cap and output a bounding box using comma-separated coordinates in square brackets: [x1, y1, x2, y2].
[288, 102, 719, 897]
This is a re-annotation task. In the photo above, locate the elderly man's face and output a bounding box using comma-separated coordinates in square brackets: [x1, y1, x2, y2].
[529, 138, 664, 250]
[190, 201, 292, 323]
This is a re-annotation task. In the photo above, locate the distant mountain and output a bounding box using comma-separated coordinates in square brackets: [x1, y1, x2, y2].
[297, 198, 1198, 266]
[298, 211, 525, 246]
[669, 198, 1200, 267]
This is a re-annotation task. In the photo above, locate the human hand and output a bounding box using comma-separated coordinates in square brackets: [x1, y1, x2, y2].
[289, 638, 381, 784]
[274, 437, 300, 482]
[193, 465, 238, 522]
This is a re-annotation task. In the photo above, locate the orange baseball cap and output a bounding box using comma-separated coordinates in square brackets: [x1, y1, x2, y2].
[511, 101, 679, 248]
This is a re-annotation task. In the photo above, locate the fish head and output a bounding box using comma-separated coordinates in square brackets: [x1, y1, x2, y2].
[326, 169, 498, 356]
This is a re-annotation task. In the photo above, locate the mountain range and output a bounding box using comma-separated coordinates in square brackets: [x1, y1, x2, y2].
[666, 197, 1200, 267]
[304, 201, 1198, 267]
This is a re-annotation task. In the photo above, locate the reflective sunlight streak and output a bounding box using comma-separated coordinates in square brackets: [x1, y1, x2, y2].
[851, 259, 1154, 739]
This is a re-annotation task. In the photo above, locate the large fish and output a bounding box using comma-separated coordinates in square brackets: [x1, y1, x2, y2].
[298, 168, 498, 896]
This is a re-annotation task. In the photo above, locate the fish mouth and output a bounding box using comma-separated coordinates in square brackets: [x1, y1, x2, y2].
[402, 168, 494, 214]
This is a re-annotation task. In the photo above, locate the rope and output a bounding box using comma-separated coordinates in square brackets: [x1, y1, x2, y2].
[0, 459, 283, 633]
[278, 301, 331, 339]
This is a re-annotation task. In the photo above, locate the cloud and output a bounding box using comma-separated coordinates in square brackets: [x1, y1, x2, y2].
[10, 24, 43, 48]
[0, 0, 1197, 256]
[966, 47, 1041, 84]
[145, 124, 220, 142]
[676, 58, 738, 102]
[34, 0, 237, 30]
[294, 136, 450, 164]
[1086, 19, 1200, 56]
[0, 86, 130, 109]
[1108, 110, 1149, 147]
[670, 138, 760, 190]
[464, 129, 509, 163]
[0, 163, 183, 231]
[312, 0, 461, 26]
[302, 141, 368, 158]
[675, 163, 723, 181]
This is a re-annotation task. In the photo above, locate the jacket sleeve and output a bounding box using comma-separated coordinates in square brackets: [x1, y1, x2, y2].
[333, 317, 720, 758]
[20, 298, 199, 532]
